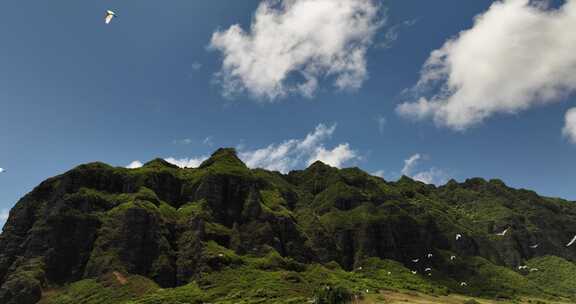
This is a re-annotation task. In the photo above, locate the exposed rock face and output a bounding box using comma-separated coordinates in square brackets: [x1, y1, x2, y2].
[1, 148, 576, 303]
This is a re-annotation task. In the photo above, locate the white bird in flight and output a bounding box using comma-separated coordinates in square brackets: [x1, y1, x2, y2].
[412, 259, 419, 263]
[567, 235, 576, 247]
[529, 244, 539, 249]
[456, 234, 462, 240]
[424, 268, 432, 272]
[411, 270, 417, 274]
[518, 265, 528, 270]
[105, 10, 117, 24]
[426, 253, 433, 258]
[495, 228, 509, 236]
[0, 168, 5, 173]
[460, 282, 467, 287]
[450, 255, 457, 261]
[530, 268, 539, 272]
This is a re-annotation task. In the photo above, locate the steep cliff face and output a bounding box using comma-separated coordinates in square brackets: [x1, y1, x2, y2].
[1, 148, 575, 304]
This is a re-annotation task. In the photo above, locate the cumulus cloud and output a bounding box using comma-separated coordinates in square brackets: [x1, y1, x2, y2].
[308, 144, 358, 168]
[165, 157, 209, 168]
[210, 0, 383, 100]
[154, 124, 358, 173]
[127, 157, 209, 170]
[412, 168, 448, 185]
[126, 161, 143, 169]
[401, 153, 448, 185]
[562, 107, 576, 144]
[372, 170, 385, 178]
[397, 0, 576, 130]
[239, 123, 359, 172]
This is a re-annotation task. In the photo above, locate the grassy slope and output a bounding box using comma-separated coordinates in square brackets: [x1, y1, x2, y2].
[40, 253, 576, 304]
[11, 151, 576, 304]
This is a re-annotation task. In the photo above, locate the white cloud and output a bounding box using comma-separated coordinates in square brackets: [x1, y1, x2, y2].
[378, 18, 418, 49]
[173, 138, 193, 145]
[164, 156, 209, 168]
[376, 115, 386, 134]
[191, 62, 202, 71]
[172, 137, 214, 146]
[0, 209, 9, 227]
[401, 153, 448, 185]
[126, 161, 143, 169]
[297, 124, 336, 151]
[562, 107, 576, 144]
[203, 136, 214, 147]
[397, 0, 576, 130]
[372, 170, 385, 178]
[239, 123, 359, 172]
[158, 124, 358, 173]
[308, 143, 358, 168]
[401, 153, 422, 176]
[412, 168, 448, 185]
[210, 0, 383, 100]
[240, 140, 301, 172]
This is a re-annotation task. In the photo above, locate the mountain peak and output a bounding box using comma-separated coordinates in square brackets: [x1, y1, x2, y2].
[199, 147, 247, 170]
[305, 160, 333, 172]
[143, 158, 179, 169]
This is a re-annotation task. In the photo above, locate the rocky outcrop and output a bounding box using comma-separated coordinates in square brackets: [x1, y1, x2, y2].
[0, 148, 575, 303]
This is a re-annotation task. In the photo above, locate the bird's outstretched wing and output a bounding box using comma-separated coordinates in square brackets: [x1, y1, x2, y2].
[496, 228, 509, 236]
[105, 10, 116, 24]
[567, 235, 576, 247]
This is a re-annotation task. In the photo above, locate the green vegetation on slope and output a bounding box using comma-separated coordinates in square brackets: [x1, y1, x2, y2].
[2, 148, 576, 304]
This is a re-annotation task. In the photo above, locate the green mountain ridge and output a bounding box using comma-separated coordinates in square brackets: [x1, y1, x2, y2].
[1, 148, 575, 304]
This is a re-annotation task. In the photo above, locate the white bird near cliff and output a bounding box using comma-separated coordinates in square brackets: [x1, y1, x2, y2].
[105, 10, 117, 24]
[495, 228, 509, 236]
[518, 265, 528, 270]
[426, 253, 433, 258]
[529, 244, 539, 249]
[530, 268, 539, 272]
[567, 235, 576, 247]
[424, 268, 432, 272]
[456, 234, 462, 240]
[460, 282, 467, 287]
[412, 259, 419, 263]
[411, 270, 417, 274]
[450, 255, 457, 261]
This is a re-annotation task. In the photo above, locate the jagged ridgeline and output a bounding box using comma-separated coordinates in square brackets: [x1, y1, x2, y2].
[1, 148, 576, 304]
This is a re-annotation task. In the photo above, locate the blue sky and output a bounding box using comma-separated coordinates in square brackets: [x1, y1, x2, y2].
[2, 0, 576, 226]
